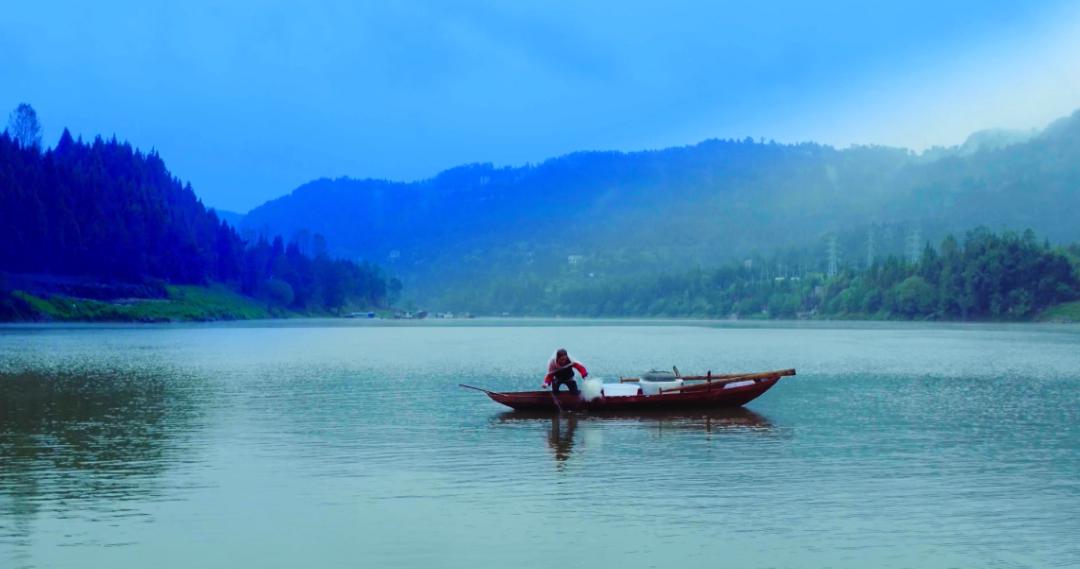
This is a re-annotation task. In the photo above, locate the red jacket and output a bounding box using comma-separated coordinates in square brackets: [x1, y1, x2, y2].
[544, 358, 588, 385]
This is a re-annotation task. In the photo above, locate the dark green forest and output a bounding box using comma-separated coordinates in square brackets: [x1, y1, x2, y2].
[434, 229, 1080, 321]
[0, 109, 395, 321]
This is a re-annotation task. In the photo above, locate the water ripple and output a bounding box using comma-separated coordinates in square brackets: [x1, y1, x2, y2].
[1, 321, 1078, 568]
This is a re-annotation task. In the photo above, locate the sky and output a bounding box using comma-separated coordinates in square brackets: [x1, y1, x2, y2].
[3, 0, 1080, 212]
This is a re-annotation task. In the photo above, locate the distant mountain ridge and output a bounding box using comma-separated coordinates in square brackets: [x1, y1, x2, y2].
[959, 128, 1038, 155]
[242, 109, 1080, 299]
[210, 208, 245, 229]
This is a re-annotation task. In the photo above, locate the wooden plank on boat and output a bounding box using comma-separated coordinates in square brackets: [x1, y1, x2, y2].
[657, 369, 796, 394]
[622, 368, 796, 383]
[621, 372, 745, 383]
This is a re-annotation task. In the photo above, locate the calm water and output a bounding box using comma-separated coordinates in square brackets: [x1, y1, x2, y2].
[1, 320, 1078, 568]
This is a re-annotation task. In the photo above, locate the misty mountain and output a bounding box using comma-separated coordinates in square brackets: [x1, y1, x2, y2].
[210, 208, 245, 229]
[241, 109, 1080, 300]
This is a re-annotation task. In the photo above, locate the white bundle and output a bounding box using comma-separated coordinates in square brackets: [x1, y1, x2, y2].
[581, 378, 604, 401]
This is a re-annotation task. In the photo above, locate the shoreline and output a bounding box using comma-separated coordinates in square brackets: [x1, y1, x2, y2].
[3, 315, 1078, 329]
[5, 283, 1079, 325]
[1, 285, 389, 324]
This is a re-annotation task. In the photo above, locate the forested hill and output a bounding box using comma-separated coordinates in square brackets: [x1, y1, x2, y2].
[242, 109, 1080, 301]
[243, 141, 914, 281]
[2, 129, 237, 282]
[0, 128, 393, 319]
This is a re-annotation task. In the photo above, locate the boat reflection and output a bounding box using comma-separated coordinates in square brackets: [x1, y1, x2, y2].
[497, 407, 772, 431]
[495, 407, 774, 466]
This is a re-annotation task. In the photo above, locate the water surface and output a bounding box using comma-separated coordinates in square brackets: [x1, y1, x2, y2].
[1, 320, 1078, 568]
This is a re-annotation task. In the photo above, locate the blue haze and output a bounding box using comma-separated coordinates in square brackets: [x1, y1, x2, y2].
[1, 0, 1076, 211]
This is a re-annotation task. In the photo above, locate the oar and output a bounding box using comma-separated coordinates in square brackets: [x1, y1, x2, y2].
[621, 368, 796, 382]
[658, 376, 753, 394]
[459, 383, 497, 395]
[458, 382, 566, 414]
[550, 388, 565, 414]
[547, 362, 577, 414]
[657, 369, 795, 394]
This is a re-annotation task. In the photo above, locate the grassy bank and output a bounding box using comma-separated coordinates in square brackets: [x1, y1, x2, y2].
[1037, 301, 1080, 323]
[8, 285, 272, 322]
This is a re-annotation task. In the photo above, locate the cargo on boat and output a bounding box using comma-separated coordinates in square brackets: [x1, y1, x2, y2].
[461, 368, 795, 412]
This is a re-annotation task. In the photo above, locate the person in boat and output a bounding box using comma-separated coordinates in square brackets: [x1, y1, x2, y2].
[544, 348, 588, 394]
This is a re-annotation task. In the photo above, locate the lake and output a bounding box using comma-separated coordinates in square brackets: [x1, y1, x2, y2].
[1, 319, 1078, 568]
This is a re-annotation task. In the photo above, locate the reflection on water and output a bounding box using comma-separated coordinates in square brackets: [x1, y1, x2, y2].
[496, 408, 774, 467]
[0, 369, 202, 553]
[496, 407, 772, 429]
[548, 416, 575, 465]
[1, 321, 1079, 569]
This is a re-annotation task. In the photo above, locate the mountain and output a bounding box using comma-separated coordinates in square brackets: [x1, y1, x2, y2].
[210, 208, 246, 229]
[242, 110, 1080, 303]
[958, 128, 1038, 155]
[243, 141, 912, 291]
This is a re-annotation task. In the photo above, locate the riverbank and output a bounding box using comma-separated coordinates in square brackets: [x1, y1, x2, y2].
[1038, 300, 1080, 323]
[2, 285, 272, 322]
[5, 289, 1080, 324]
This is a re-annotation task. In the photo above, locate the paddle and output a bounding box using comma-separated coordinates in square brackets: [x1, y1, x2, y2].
[657, 369, 795, 394]
[550, 388, 565, 414]
[458, 383, 496, 395]
[620, 368, 795, 383]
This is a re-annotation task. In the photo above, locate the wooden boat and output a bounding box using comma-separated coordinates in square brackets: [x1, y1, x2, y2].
[461, 368, 794, 412]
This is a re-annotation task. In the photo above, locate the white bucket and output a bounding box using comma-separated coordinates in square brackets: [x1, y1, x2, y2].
[599, 383, 640, 397]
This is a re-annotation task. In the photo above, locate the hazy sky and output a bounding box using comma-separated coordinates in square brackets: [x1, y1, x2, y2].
[4, 0, 1080, 211]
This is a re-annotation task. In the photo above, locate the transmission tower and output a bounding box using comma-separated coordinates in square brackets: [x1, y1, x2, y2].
[826, 235, 839, 278]
[906, 227, 922, 265]
[866, 227, 876, 269]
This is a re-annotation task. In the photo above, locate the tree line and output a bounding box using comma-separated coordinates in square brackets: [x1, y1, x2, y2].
[437, 228, 1080, 320]
[1, 104, 396, 314]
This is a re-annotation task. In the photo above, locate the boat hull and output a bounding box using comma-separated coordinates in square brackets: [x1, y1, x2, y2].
[487, 376, 782, 412]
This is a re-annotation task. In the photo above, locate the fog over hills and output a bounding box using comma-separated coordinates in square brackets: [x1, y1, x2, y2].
[242, 109, 1080, 301]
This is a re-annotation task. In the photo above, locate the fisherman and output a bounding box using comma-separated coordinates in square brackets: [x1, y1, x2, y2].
[544, 348, 588, 394]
